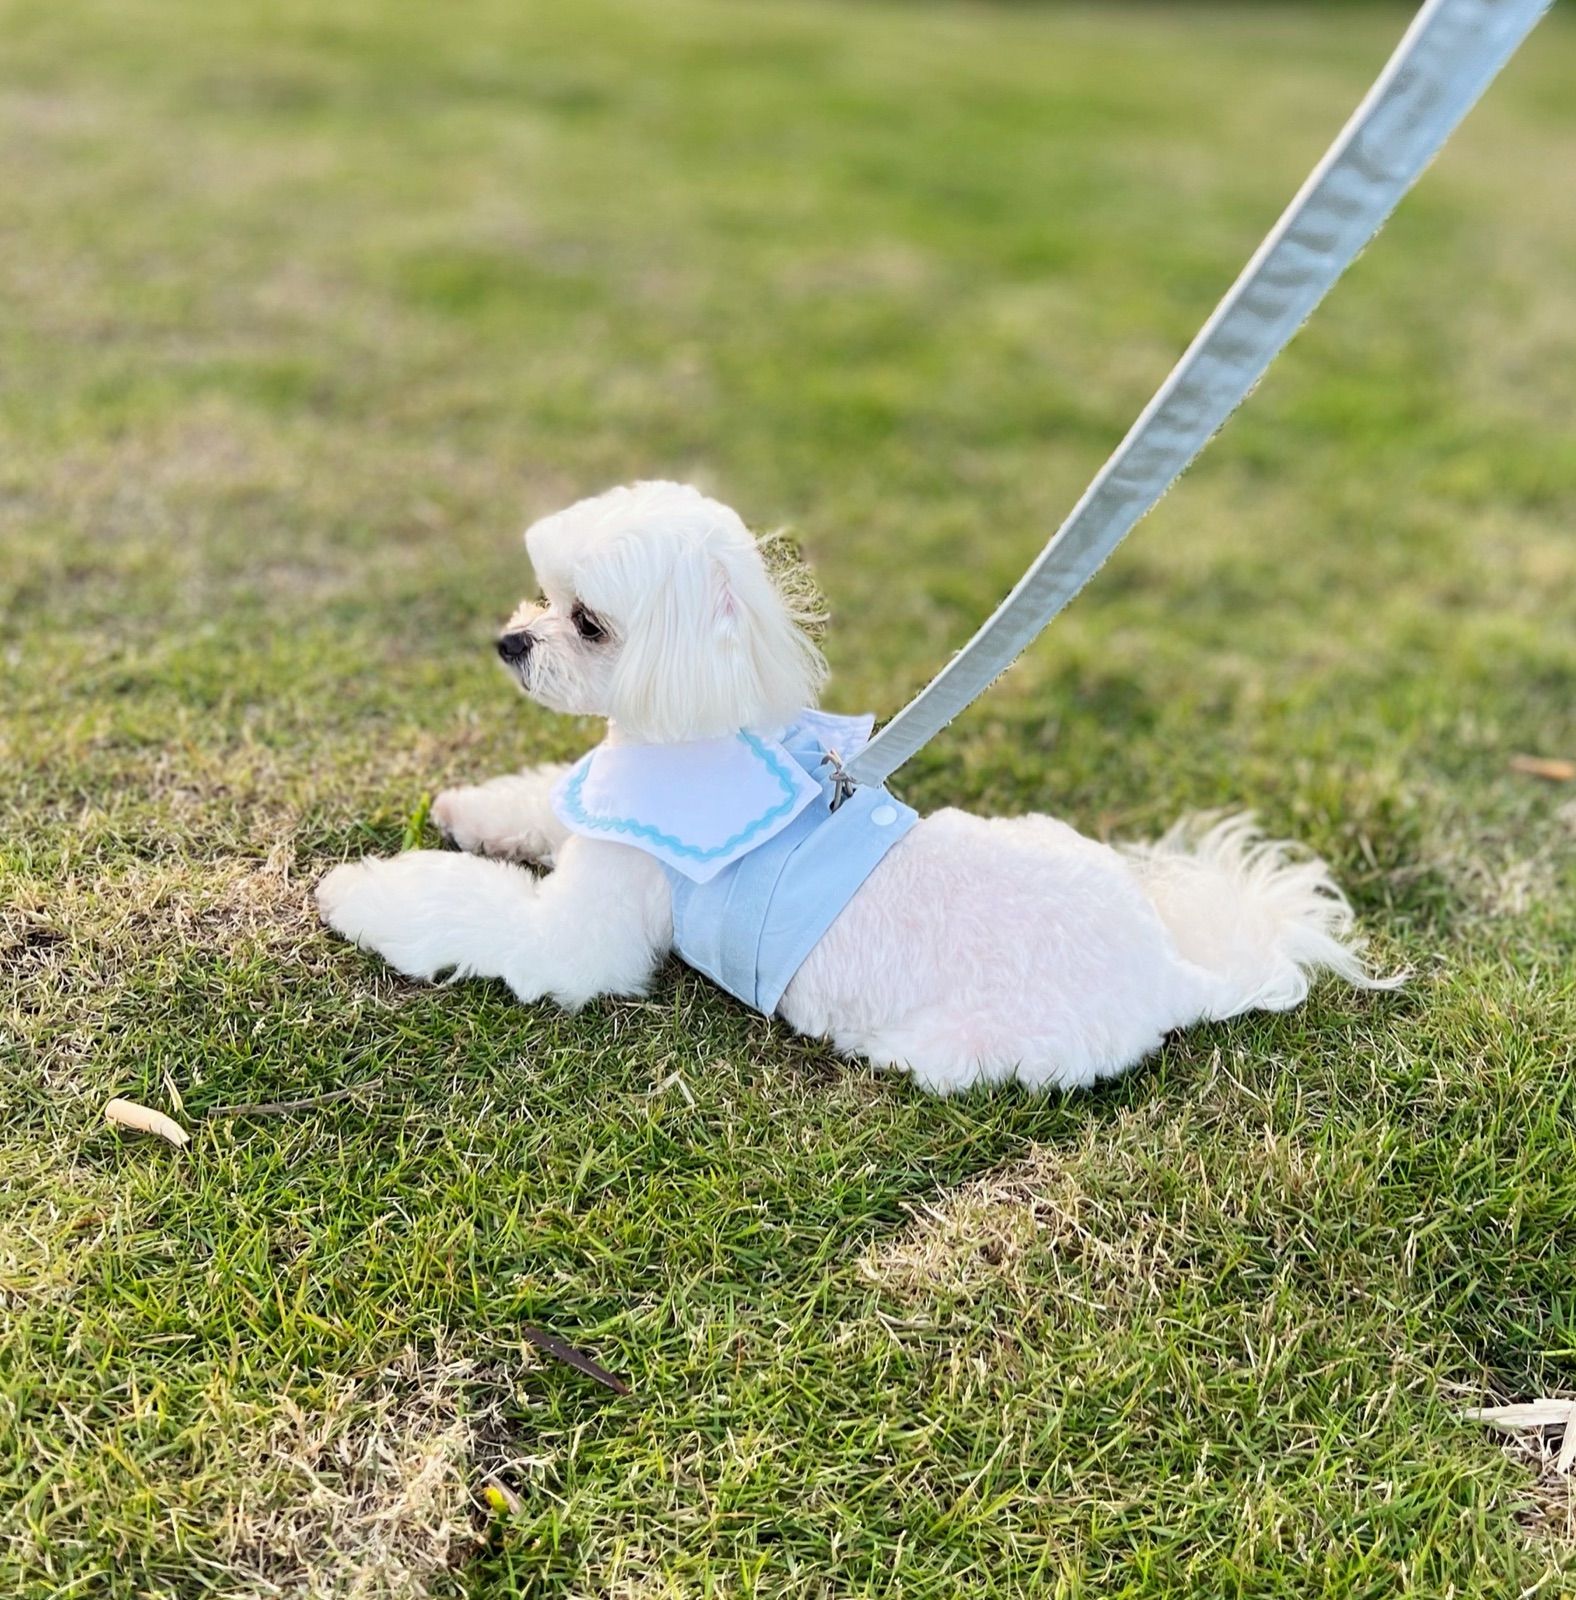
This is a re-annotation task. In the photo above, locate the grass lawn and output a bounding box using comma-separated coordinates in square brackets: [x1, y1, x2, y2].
[4, 0, 1575, 1594]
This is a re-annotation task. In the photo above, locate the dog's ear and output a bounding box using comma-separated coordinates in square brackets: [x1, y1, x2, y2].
[610, 539, 825, 742]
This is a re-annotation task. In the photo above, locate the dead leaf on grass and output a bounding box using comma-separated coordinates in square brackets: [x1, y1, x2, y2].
[522, 1325, 630, 1396]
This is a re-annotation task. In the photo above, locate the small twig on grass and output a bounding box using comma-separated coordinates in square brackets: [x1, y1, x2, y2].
[205, 1079, 384, 1119]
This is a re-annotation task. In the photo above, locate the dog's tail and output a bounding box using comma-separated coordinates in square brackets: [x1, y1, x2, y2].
[1122, 813, 1402, 1021]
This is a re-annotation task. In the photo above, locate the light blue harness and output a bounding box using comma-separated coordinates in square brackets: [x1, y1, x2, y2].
[665, 722, 916, 1012]
[552, 714, 917, 1013]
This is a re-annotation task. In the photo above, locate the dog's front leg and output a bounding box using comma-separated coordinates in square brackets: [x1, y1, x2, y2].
[431, 761, 574, 866]
[316, 835, 672, 1009]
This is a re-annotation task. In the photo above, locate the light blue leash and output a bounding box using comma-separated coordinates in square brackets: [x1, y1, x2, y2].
[844, 0, 1552, 793]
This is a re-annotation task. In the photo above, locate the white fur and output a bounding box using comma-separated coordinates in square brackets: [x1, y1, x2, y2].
[318, 480, 1395, 1094]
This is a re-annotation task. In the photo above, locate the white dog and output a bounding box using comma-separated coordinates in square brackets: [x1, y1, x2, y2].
[317, 481, 1390, 1094]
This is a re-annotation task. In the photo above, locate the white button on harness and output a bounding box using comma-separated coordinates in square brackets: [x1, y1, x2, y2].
[871, 805, 898, 827]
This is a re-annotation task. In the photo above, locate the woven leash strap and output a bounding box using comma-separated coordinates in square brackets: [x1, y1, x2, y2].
[845, 0, 1551, 792]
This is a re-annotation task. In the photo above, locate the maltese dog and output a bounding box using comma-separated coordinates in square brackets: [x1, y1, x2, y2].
[317, 480, 1389, 1094]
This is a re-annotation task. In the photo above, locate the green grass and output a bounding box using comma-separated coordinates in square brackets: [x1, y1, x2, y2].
[3, 0, 1574, 1594]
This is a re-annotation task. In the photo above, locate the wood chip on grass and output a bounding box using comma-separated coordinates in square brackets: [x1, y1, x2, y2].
[1466, 1396, 1576, 1478]
[1464, 1398, 1576, 1437]
[104, 1097, 190, 1147]
[1509, 754, 1576, 782]
[1465, 1397, 1576, 1546]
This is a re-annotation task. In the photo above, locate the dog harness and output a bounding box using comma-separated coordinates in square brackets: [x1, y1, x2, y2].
[551, 710, 917, 1013]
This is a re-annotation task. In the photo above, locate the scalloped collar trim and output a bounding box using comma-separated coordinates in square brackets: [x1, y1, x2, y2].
[550, 712, 872, 884]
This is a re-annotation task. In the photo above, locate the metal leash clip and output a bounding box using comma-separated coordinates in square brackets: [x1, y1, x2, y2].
[820, 747, 857, 812]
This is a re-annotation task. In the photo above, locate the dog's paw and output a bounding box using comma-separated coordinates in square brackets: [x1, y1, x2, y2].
[315, 856, 452, 980]
[317, 850, 538, 986]
[432, 779, 559, 865]
[315, 860, 371, 934]
[316, 859, 399, 951]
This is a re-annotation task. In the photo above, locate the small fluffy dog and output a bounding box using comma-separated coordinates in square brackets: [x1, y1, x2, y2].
[317, 481, 1388, 1094]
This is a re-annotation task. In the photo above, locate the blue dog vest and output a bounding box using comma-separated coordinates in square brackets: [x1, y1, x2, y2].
[551, 711, 918, 1012]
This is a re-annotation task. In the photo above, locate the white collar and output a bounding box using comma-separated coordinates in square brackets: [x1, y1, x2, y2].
[551, 710, 875, 883]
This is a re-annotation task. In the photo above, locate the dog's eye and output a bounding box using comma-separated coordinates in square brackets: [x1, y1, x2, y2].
[571, 603, 606, 642]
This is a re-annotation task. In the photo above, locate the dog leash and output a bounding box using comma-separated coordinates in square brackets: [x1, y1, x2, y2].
[843, 0, 1551, 795]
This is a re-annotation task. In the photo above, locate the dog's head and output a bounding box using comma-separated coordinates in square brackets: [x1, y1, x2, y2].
[499, 481, 827, 743]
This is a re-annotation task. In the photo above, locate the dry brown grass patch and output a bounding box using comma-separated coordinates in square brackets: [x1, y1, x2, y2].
[859, 1118, 1183, 1311]
[219, 1345, 490, 1600]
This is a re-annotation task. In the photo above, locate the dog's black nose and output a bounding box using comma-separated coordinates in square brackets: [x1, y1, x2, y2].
[497, 630, 533, 663]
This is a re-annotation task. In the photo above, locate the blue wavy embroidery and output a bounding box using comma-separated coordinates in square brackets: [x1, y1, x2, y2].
[560, 731, 804, 861]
